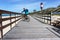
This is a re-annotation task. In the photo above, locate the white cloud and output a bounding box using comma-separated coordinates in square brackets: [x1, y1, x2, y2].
[13, 2, 46, 12]
[11, 2, 41, 12]
[4, 1, 46, 12]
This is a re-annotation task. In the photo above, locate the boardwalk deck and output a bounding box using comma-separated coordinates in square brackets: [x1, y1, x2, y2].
[2, 16, 58, 39]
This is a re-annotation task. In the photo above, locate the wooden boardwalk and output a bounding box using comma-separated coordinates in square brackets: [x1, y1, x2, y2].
[2, 16, 59, 39]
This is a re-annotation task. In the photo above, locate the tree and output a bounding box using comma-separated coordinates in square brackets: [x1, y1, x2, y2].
[33, 9, 36, 12]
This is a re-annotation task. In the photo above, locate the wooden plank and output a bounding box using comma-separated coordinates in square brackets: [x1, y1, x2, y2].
[3, 16, 58, 39]
[1, 16, 21, 21]
[0, 18, 21, 30]
[0, 10, 21, 14]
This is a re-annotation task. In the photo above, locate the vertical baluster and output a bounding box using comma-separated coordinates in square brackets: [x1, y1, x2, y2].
[47, 14, 48, 24]
[44, 14, 45, 23]
[50, 12, 51, 25]
[15, 14, 16, 25]
[0, 13, 3, 38]
[10, 13, 12, 29]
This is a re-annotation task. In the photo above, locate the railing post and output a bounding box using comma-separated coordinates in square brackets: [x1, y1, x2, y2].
[15, 14, 16, 25]
[50, 12, 51, 25]
[10, 13, 12, 29]
[47, 14, 48, 24]
[0, 13, 3, 38]
[44, 14, 45, 23]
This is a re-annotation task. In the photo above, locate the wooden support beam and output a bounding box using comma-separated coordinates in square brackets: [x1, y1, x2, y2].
[0, 14, 3, 38]
[10, 13, 12, 29]
[50, 13, 51, 25]
[15, 14, 16, 25]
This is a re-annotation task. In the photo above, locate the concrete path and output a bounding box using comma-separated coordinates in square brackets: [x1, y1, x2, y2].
[3, 16, 58, 39]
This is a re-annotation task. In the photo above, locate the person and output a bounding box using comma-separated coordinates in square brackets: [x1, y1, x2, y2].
[21, 8, 29, 20]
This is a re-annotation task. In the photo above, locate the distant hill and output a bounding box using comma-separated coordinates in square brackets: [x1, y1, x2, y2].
[52, 12, 60, 14]
[31, 5, 60, 14]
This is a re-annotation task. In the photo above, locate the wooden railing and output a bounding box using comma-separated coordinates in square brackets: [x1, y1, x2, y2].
[0, 10, 21, 38]
[42, 13, 51, 25]
[34, 13, 51, 25]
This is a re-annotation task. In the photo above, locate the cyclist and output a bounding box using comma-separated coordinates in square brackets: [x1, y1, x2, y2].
[21, 8, 29, 20]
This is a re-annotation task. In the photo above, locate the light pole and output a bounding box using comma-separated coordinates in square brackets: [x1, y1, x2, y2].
[40, 3, 44, 22]
[40, 3, 43, 11]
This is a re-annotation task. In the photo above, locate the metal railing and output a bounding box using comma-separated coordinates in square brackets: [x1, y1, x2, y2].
[0, 10, 21, 38]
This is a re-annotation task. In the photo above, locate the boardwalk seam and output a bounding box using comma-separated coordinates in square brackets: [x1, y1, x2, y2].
[47, 27, 60, 38]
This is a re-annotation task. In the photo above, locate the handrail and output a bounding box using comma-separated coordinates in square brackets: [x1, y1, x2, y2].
[1, 16, 21, 21]
[0, 18, 21, 30]
[0, 9, 21, 38]
[0, 10, 21, 14]
[35, 13, 51, 25]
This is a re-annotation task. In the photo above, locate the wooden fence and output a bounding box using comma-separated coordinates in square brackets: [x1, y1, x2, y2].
[34, 12, 51, 25]
[0, 10, 21, 38]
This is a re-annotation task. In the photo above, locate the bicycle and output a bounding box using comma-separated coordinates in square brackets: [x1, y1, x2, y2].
[22, 14, 30, 22]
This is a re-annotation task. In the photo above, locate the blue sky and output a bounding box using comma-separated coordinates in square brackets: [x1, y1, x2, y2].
[0, 0, 60, 12]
